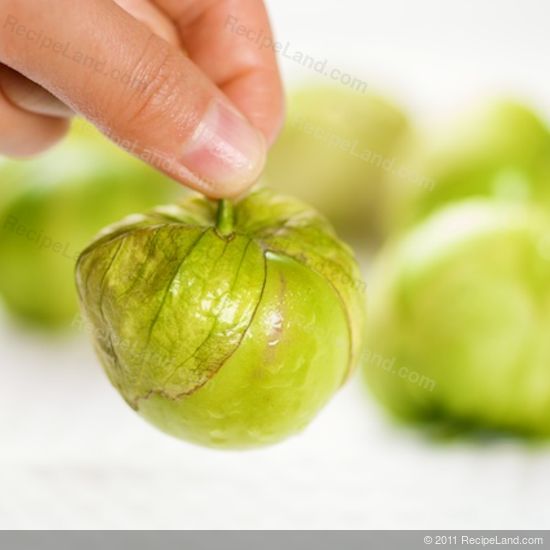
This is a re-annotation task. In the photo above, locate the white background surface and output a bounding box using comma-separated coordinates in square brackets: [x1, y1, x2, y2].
[2, 0, 550, 530]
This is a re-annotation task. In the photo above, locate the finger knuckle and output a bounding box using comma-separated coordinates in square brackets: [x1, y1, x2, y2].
[118, 36, 184, 129]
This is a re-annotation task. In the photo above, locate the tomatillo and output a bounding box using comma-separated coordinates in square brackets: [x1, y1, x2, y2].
[76, 189, 366, 448]
[364, 200, 550, 437]
[265, 85, 409, 244]
[387, 100, 550, 233]
[0, 122, 179, 329]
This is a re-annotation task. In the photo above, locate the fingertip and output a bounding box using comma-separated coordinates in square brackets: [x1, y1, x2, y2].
[221, 67, 286, 147]
[176, 98, 267, 198]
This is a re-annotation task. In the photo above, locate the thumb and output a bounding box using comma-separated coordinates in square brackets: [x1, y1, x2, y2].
[0, 1, 266, 198]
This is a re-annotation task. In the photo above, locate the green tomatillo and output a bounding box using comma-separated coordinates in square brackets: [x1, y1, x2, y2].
[364, 200, 550, 437]
[264, 85, 409, 244]
[386, 100, 550, 233]
[0, 121, 180, 330]
[76, 189, 366, 448]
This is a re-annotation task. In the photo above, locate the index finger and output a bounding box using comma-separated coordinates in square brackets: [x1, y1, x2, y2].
[154, 0, 284, 145]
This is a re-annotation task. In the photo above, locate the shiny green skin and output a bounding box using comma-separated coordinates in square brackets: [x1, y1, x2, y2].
[389, 101, 550, 232]
[365, 200, 550, 437]
[264, 86, 409, 243]
[76, 190, 366, 448]
[0, 122, 180, 329]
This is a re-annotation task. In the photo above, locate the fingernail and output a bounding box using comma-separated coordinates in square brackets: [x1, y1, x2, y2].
[180, 99, 266, 196]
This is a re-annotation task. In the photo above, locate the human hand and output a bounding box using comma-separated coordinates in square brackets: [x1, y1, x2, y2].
[0, 0, 284, 197]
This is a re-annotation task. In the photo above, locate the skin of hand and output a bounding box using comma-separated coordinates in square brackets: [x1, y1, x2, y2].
[0, 0, 284, 198]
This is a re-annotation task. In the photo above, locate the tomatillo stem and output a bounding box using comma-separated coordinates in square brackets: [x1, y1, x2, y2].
[216, 199, 234, 236]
